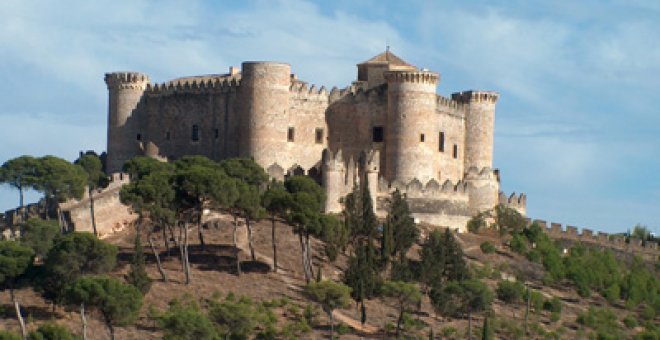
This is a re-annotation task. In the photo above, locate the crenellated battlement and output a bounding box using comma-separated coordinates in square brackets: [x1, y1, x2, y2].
[104, 72, 150, 90]
[436, 95, 468, 115]
[498, 191, 527, 212]
[145, 77, 241, 96]
[378, 176, 469, 199]
[451, 90, 499, 104]
[384, 70, 439, 84]
[525, 219, 659, 258]
[289, 81, 330, 102]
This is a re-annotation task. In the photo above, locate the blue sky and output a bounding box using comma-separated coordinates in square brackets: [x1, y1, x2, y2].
[0, 0, 658, 234]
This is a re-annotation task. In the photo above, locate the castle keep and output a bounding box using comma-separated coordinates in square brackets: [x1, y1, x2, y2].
[105, 51, 526, 230]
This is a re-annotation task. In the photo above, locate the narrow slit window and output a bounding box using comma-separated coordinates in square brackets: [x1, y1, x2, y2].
[287, 127, 295, 142]
[420, 134, 425, 142]
[315, 128, 324, 144]
[165, 131, 171, 140]
[136, 133, 141, 141]
[372, 126, 384, 143]
[439, 132, 445, 152]
[453, 144, 458, 159]
[214, 128, 219, 139]
[192, 125, 199, 141]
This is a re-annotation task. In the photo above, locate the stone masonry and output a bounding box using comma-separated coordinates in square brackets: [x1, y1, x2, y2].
[104, 50, 526, 231]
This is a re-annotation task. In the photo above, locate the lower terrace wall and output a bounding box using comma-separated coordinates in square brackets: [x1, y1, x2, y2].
[59, 173, 137, 238]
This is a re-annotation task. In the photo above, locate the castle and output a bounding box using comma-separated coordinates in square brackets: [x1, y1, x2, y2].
[104, 50, 526, 230]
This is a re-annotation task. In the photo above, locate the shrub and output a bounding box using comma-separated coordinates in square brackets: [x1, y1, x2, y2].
[480, 241, 496, 254]
[510, 234, 527, 254]
[27, 322, 75, 340]
[576, 307, 623, 339]
[467, 215, 486, 233]
[543, 297, 562, 313]
[529, 291, 544, 312]
[496, 280, 525, 304]
[623, 314, 638, 329]
[526, 249, 541, 262]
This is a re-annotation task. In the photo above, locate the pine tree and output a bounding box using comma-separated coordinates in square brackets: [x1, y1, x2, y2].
[126, 233, 152, 294]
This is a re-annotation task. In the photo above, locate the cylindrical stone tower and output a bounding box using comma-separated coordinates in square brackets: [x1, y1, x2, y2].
[384, 70, 439, 184]
[238, 62, 291, 169]
[105, 72, 150, 173]
[452, 90, 499, 171]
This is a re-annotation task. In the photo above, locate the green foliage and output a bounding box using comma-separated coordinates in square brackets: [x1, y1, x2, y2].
[576, 307, 623, 339]
[126, 234, 151, 294]
[529, 290, 544, 312]
[35, 155, 87, 203]
[0, 155, 40, 207]
[19, 218, 60, 260]
[0, 241, 35, 288]
[65, 276, 143, 330]
[419, 229, 469, 288]
[620, 256, 659, 309]
[631, 224, 651, 241]
[120, 163, 176, 224]
[564, 245, 622, 298]
[623, 314, 638, 329]
[482, 316, 493, 340]
[74, 152, 108, 190]
[343, 241, 382, 301]
[429, 279, 493, 318]
[27, 322, 75, 340]
[494, 204, 527, 235]
[542, 297, 562, 313]
[218, 158, 268, 187]
[39, 232, 117, 305]
[480, 241, 496, 254]
[496, 280, 525, 304]
[0, 331, 22, 340]
[208, 293, 276, 339]
[381, 281, 422, 314]
[305, 280, 352, 316]
[318, 214, 348, 262]
[467, 214, 486, 233]
[156, 298, 218, 340]
[123, 156, 174, 180]
[509, 234, 527, 254]
[383, 189, 418, 262]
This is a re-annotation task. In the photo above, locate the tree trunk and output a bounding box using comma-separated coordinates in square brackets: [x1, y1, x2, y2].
[271, 216, 277, 272]
[88, 187, 98, 237]
[169, 225, 179, 249]
[148, 234, 168, 282]
[396, 310, 403, 339]
[197, 208, 205, 251]
[57, 206, 65, 233]
[183, 222, 191, 284]
[80, 303, 88, 340]
[19, 185, 24, 209]
[161, 225, 170, 257]
[299, 232, 310, 283]
[467, 310, 472, 340]
[107, 321, 115, 340]
[329, 311, 334, 340]
[246, 216, 256, 261]
[178, 224, 185, 274]
[305, 233, 314, 277]
[233, 214, 241, 276]
[524, 286, 530, 336]
[10, 288, 26, 339]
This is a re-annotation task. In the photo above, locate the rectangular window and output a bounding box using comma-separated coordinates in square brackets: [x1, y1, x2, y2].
[287, 127, 295, 142]
[165, 131, 171, 140]
[439, 132, 445, 152]
[453, 144, 458, 159]
[315, 128, 324, 144]
[192, 125, 199, 142]
[372, 126, 384, 143]
[136, 133, 141, 141]
[214, 128, 219, 139]
[420, 134, 425, 142]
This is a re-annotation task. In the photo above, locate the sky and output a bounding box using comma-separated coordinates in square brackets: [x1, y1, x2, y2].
[0, 0, 658, 234]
